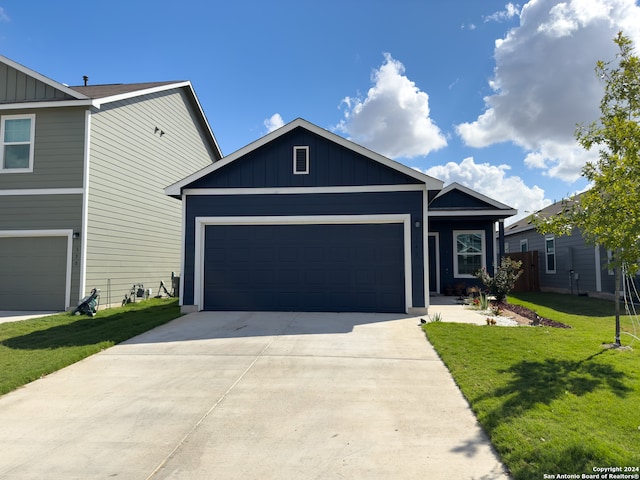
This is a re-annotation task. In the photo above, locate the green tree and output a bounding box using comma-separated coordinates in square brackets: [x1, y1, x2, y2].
[535, 32, 640, 346]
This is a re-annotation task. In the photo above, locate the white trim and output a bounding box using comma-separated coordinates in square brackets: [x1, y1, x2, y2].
[293, 145, 309, 175]
[429, 209, 518, 217]
[179, 193, 187, 307]
[595, 245, 602, 292]
[0, 229, 74, 310]
[520, 239, 529, 252]
[0, 188, 83, 196]
[545, 235, 556, 274]
[0, 100, 94, 111]
[79, 109, 91, 300]
[193, 214, 412, 313]
[453, 230, 486, 279]
[0, 113, 36, 173]
[428, 232, 441, 294]
[90, 81, 191, 108]
[165, 118, 444, 196]
[182, 184, 426, 196]
[423, 189, 430, 305]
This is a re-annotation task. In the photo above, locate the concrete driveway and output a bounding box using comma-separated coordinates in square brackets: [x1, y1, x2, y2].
[0, 311, 508, 479]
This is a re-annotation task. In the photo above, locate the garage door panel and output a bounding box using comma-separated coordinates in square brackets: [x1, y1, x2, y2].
[203, 223, 405, 312]
[0, 236, 67, 310]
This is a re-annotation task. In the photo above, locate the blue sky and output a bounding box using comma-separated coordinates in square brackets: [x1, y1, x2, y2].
[2, 0, 639, 223]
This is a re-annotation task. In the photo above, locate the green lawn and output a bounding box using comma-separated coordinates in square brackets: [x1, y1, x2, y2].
[0, 298, 181, 396]
[423, 292, 640, 480]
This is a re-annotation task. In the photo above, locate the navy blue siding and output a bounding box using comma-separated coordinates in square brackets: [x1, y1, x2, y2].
[430, 219, 496, 293]
[187, 128, 422, 189]
[203, 223, 405, 312]
[183, 191, 424, 307]
[430, 189, 495, 210]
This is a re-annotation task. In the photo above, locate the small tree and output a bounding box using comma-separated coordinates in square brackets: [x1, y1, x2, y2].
[475, 257, 523, 303]
[534, 32, 640, 346]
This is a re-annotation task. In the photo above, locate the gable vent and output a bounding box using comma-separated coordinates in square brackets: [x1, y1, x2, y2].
[293, 146, 309, 175]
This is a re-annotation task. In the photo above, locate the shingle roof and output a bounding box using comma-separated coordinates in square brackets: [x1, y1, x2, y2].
[505, 193, 584, 235]
[69, 81, 184, 99]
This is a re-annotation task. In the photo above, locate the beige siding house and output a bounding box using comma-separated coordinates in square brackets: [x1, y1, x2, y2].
[0, 55, 222, 310]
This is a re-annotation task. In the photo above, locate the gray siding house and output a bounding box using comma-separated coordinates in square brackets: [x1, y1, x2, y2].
[504, 197, 618, 296]
[0, 55, 222, 310]
[166, 118, 516, 314]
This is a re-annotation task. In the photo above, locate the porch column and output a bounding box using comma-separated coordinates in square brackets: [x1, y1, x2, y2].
[498, 219, 505, 264]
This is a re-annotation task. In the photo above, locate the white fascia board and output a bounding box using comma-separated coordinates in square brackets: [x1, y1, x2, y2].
[165, 118, 444, 196]
[0, 54, 89, 100]
[0, 99, 94, 110]
[429, 209, 518, 217]
[0, 188, 83, 196]
[91, 81, 223, 160]
[91, 81, 192, 108]
[181, 184, 426, 196]
[182, 81, 223, 159]
[503, 224, 536, 236]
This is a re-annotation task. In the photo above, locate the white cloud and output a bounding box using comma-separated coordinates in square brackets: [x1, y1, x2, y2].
[484, 3, 521, 22]
[0, 7, 9, 22]
[335, 53, 447, 159]
[457, 0, 640, 182]
[263, 113, 285, 133]
[422, 157, 552, 224]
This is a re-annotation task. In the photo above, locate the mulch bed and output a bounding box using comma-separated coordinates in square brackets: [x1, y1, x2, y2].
[495, 301, 572, 329]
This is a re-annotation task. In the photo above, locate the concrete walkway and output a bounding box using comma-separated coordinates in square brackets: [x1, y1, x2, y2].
[0, 310, 509, 479]
[0, 311, 59, 324]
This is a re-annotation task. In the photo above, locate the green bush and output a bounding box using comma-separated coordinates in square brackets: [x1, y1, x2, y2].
[475, 257, 523, 302]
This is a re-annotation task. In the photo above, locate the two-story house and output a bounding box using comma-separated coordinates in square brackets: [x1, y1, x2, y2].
[0, 55, 222, 311]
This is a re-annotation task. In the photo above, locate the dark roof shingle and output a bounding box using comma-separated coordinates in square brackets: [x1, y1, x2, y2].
[69, 81, 184, 99]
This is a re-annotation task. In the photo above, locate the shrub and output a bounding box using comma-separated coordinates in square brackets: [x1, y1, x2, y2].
[475, 257, 523, 303]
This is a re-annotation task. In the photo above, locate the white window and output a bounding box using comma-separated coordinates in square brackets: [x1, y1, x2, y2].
[545, 236, 556, 274]
[293, 146, 309, 175]
[520, 239, 528, 252]
[504, 242, 510, 254]
[454, 230, 486, 278]
[1, 114, 35, 173]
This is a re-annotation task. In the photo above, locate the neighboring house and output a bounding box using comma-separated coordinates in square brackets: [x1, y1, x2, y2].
[0, 55, 222, 311]
[503, 197, 619, 296]
[166, 118, 516, 314]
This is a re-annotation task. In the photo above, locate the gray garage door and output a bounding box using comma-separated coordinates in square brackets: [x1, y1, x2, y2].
[203, 223, 405, 312]
[0, 236, 67, 310]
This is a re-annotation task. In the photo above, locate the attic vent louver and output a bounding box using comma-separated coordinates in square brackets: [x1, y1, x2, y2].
[293, 146, 309, 175]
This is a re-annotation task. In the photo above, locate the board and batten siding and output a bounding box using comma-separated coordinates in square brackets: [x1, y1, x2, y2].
[0, 62, 75, 103]
[0, 107, 86, 189]
[85, 88, 216, 303]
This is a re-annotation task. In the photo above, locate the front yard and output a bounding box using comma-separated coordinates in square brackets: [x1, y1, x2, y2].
[423, 292, 640, 480]
[0, 298, 181, 395]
